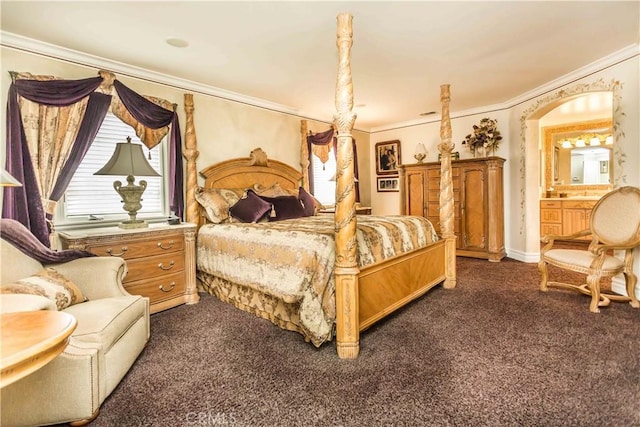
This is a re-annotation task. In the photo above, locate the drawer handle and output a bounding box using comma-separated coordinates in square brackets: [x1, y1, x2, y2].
[159, 282, 176, 293]
[106, 246, 128, 257]
[158, 260, 175, 270]
[157, 240, 175, 250]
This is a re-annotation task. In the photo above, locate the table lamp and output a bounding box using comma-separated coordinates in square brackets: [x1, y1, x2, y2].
[1, 168, 22, 187]
[94, 136, 160, 229]
[414, 143, 427, 163]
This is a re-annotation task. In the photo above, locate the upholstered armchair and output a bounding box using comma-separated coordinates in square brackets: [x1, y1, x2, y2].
[539, 186, 640, 313]
[1, 220, 150, 426]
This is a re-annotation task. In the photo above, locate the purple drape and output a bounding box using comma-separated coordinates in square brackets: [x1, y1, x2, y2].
[3, 77, 105, 246]
[114, 80, 184, 218]
[49, 92, 112, 204]
[307, 128, 360, 202]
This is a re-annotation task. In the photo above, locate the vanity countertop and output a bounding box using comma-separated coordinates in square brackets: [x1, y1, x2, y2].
[541, 196, 602, 201]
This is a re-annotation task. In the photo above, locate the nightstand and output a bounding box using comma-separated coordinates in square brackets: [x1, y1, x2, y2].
[59, 223, 199, 314]
[319, 206, 372, 215]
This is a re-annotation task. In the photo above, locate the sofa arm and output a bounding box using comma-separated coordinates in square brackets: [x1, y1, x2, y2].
[47, 257, 130, 301]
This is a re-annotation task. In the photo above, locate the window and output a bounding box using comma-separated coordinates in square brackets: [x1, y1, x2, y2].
[59, 113, 167, 224]
[311, 148, 336, 206]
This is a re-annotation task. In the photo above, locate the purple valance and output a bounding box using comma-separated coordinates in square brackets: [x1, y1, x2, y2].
[307, 128, 335, 146]
[14, 76, 103, 106]
[114, 80, 175, 127]
[113, 79, 184, 218]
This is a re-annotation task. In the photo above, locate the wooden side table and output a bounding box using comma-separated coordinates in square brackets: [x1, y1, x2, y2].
[59, 223, 199, 314]
[319, 206, 372, 215]
[1, 311, 77, 388]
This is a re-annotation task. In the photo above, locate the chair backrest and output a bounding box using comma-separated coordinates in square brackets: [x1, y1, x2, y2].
[590, 186, 640, 246]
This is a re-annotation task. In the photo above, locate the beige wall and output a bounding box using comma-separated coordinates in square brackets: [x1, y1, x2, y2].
[0, 48, 372, 207]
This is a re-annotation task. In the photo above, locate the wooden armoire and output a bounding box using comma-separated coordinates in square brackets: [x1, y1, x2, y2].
[400, 157, 505, 261]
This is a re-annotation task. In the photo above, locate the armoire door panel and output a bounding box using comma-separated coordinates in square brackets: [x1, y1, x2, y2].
[461, 167, 487, 250]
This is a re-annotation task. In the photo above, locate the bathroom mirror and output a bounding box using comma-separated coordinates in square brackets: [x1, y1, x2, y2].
[542, 93, 614, 192]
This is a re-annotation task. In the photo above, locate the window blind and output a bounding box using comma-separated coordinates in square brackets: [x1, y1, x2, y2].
[64, 113, 164, 218]
[311, 149, 336, 206]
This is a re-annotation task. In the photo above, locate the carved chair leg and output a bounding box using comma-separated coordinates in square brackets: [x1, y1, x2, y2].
[69, 408, 100, 426]
[624, 270, 640, 308]
[538, 259, 549, 292]
[587, 274, 601, 313]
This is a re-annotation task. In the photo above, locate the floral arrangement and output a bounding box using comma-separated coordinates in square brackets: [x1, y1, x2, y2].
[461, 118, 503, 153]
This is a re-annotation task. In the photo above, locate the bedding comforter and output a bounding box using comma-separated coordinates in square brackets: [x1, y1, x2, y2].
[196, 214, 438, 345]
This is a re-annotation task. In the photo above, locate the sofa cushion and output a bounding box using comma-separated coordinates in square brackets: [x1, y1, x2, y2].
[65, 295, 147, 353]
[1, 268, 87, 310]
[0, 293, 57, 313]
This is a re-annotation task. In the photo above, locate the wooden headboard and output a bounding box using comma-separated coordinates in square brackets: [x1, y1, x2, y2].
[199, 148, 302, 192]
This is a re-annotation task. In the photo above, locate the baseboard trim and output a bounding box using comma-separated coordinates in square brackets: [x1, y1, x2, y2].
[506, 248, 539, 263]
[611, 277, 640, 300]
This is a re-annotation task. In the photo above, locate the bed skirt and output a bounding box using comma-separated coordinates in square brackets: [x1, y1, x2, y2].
[196, 272, 332, 346]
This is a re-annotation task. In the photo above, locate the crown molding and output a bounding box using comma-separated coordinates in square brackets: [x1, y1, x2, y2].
[3, 31, 637, 136]
[504, 44, 639, 108]
[371, 44, 639, 133]
[0, 31, 301, 116]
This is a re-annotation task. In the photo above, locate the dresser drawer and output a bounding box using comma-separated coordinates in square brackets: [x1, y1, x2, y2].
[86, 236, 184, 260]
[540, 200, 562, 209]
[124, 253, 185, 283]
[125, 272, 187, 305]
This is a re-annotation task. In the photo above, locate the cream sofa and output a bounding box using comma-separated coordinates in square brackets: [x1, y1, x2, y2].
[0, 237, 150, 426]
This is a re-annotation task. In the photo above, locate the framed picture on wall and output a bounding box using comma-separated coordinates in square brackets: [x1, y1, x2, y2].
[377, 176, 399, 192]
[375, 140, 401, 175]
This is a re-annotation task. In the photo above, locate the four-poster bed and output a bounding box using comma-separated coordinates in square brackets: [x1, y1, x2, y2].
[181, 13, 456, 358]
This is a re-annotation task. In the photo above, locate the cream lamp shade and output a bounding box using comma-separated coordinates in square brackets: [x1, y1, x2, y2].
[414, 143, 427, 163]
[94, 136, 160, 229]
[0, 168, 22, 187]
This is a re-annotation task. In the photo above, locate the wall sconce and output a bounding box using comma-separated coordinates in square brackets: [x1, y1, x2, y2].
[605, 136, 613, 145]
[414, 143, 427, 163]
[590, 137, 601, 146]
[94, 137, 160, 229]
[561, 140, 572, 149]
[575, 139, 586, 148]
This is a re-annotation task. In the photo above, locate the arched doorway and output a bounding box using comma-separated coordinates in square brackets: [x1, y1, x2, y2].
[518, 79, 624, 258]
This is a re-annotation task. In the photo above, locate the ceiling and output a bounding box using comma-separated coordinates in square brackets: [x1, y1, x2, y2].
[1, 1, 638, 132]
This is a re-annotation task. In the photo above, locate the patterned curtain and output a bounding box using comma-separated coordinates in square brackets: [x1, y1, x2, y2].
[93, 71, 183, 218]
[3, 73, 109, 246]
[307, 128, 360, 202]
[111, 79, 184, 219]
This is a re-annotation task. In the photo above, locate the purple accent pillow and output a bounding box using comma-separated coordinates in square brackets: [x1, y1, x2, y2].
[229, 190, 273, 223]
[297, 187, 316, 217]
[259, 195, 306, 221]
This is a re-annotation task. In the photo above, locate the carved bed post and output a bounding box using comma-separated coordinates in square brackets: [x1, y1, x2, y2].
[183, 93, 200, 227]
[437, 84, 457, 289]
[333, 13, 360, 359]
[300, 119, 310, 191]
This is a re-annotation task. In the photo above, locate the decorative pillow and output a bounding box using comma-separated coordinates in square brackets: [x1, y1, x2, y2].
[229, 190, 273, 223]
[253, 182, 292, 198]
[1, 268, 87, 310]
[259, 194, 306, 221]
[194, 187, 245, 224]
[298, 187, 317, 217]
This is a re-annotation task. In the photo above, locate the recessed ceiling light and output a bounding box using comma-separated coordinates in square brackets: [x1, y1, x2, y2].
[419, 111, 436, 116]
[166, 38, 189, 48]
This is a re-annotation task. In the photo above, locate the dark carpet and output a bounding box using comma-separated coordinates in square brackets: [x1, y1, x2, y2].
[92, 257, 640, 427]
